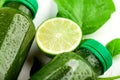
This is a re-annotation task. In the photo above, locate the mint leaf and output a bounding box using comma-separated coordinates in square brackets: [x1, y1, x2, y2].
[55, 0, 115, 35]
[106, 38, 120, 57]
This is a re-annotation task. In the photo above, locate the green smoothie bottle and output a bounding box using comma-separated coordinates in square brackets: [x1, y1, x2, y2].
[30, 39, 112, 80]
[0, 0, 38, 80]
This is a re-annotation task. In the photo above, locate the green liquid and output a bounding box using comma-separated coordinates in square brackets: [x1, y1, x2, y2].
[31, 52, 97, 80]
[0, 7, 35, 80]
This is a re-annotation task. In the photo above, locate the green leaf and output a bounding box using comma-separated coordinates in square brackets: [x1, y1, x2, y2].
[55, 0, 115, 35]
[98, 75, 120, 80]
[106, 38, 120, 57]
[0, 0, 5, 8]
[55, 0, 83, 27]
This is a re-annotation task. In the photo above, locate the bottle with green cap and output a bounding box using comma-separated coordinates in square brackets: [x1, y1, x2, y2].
[30, 39, 112, 80]
[0, 0, 38, 80]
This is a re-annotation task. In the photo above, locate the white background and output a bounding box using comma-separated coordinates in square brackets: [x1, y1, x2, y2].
[18, 0, 120, 80]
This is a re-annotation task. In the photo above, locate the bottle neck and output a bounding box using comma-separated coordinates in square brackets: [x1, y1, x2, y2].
[75, 48, 103, 76]
[4, 2, 33, 19]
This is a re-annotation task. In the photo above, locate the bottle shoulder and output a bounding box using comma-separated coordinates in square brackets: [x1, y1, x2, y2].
[0, 7, 33, 22]
[75, 48, 103, 75]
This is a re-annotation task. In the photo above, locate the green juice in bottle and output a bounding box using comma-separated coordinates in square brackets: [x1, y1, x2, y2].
[0, 0, 38, 80]
[31, 39, 112, 80]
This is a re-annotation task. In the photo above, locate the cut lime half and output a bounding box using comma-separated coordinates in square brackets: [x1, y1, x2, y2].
[36, 18, 82, 55]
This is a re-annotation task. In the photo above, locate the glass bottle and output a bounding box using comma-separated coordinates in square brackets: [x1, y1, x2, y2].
[30, 39, 112, 80]
[0, 0, 38, 80]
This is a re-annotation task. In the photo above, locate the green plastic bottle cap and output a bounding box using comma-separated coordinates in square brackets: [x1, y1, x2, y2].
[5, 0, 38, 18]
[80, 39, 112, 73]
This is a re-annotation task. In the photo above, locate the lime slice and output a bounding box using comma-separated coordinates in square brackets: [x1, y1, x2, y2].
[36, 18, 82, 55]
